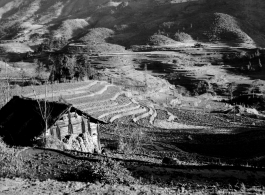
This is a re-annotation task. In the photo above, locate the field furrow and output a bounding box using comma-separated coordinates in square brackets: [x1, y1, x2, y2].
[23, 80, 98, 98]
[44, 82, 106, 101]
[150, 109, 158, 124]
[64, 84, 111, 101]
[76, 101, 118, 111]
[101, 105, 143, 122]
[86, 101, 132, 114]
[67, 86, 121, 105]
[18, 80, 144, 123]
[79, 95, 131, 113]
[95, 103, 138, 119]
[110, 107, 147, 122]
[133, 107, 153, 122]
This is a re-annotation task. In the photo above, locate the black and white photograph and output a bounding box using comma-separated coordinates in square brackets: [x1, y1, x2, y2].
[0, 0, 265, 194]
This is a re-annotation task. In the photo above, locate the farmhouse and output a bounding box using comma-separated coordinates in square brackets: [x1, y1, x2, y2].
[0, 96, 105, 153]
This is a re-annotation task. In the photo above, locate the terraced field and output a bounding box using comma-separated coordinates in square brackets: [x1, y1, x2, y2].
[19, 79, 265, 166]
[22, 80, 152, 123]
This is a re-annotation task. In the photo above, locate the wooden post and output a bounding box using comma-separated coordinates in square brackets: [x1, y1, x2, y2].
[50, 127, 54, 137]
[87, 117, 91, 136]
[97, 122, 101, 152]
[56, 124, 61, 140]
[68, 111, 73, 134]
[81, 117, 86, 133]
[52, 83, 54, 101]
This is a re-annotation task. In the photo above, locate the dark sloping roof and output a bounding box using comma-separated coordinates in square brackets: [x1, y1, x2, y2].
[0, 96, 70, 145]
[0, 96, 105, 146]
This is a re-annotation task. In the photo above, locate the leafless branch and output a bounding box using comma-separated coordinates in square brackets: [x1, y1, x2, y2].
[31, 82, 53, 138]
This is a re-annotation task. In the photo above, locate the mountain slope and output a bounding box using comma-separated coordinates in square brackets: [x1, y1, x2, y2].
[0, 0, 265, 48]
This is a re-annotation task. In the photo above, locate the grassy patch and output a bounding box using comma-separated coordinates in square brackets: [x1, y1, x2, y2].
[231, 95, 265, 111]
[174, 32, 193, 42]
[148, 35, 177, 46]
[0, 137, 28, 178]
[91, 158, 136, 185]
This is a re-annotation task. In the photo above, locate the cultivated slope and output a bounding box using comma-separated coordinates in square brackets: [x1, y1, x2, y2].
[22, 80, 150, 123]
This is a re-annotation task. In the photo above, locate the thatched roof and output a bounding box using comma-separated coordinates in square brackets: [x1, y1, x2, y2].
[0, 96, 105, 146]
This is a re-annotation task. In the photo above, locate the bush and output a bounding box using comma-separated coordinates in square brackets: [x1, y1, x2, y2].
[148, 35, 176, 46]
[34, 136, 64, 150]
[118, 130, 143, 153]
[0, 137, 28, 178]
[193, 80, 211, 95]
[114, 124, 153, 154]
[0, 136, 7, 150]
[231, 95, 265, 111]
[91, 158, 136, 184]
[174, 32, 192, 42]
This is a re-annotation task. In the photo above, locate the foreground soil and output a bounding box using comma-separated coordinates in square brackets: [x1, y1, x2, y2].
[0, 178, 176, 195]
[1, 147, 265, 195]
[1, 177, 265, 195]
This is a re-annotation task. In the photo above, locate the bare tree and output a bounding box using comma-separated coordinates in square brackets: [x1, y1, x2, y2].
[258, 58, 263, 70]
[144, 64, 148, 92]
[247, 61, 252, 71]
[19, 68, 27, 95]
[31, 83, 53, 142]
[120, 68, 125, 90]
[86, 61, 92, 80]
[34, 59, 47, 81]
[227, 82, 235, 101]
[0, 83, 11, 107]
[3, 58, 9, 81]
[0, 58, 11, 106]
[251, 79, 262, 98]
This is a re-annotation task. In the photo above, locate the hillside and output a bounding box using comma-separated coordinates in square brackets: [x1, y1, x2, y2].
[2, 78, 265, 194]
[2, 0, 265, 193]
[0, 0, 265, 48]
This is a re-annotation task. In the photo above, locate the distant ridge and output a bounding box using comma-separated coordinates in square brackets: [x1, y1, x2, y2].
[0, 0, 264, 48]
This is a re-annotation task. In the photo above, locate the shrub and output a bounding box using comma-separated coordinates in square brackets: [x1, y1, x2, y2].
[174, 32, 192, 42]
[0, 136, 7, 150]
[34, 136, 64, 150]
[118, 129, 143, 154]
[231, 95, 265, 111]
[175, 86, 191, 96]
[91, 158, 136, 184]
[227, 82, 236, 100]
[0, 137, 28, 178]
[193, 81, 210, 95]
[148, 35, 176, 46]
[114, 124, 153, 154]
[36, 37, 68, 52]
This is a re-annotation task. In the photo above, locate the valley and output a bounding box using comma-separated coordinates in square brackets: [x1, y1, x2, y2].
[1, 0, 265, 194]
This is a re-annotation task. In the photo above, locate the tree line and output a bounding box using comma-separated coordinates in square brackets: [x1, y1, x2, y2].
[35, 54, 97, 83]
[26, 37, 98, 83]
